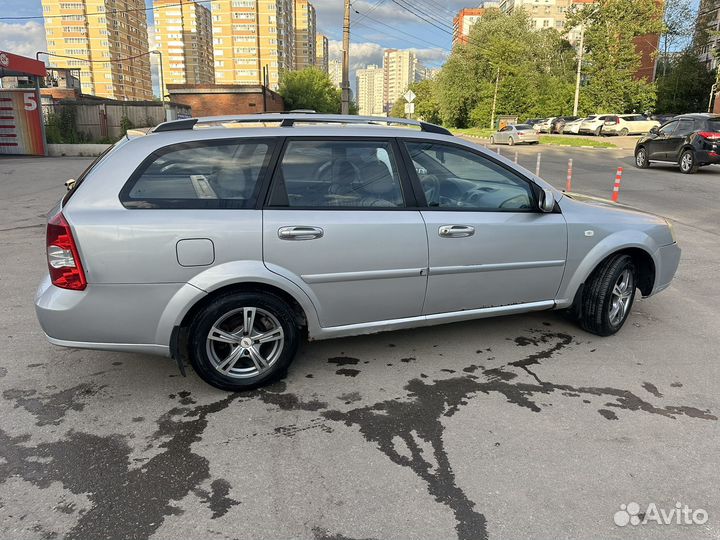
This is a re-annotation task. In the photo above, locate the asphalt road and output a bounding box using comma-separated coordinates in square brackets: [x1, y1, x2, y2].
[0, 148, 718, 540]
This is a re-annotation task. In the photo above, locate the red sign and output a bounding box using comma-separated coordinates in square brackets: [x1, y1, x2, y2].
[0, 50, 47, 78]
[0, 90, 46, 156]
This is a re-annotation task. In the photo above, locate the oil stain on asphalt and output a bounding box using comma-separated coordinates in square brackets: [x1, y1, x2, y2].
[0, 330, 716, 539]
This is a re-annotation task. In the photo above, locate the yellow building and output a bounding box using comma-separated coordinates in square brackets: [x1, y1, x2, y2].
[294, 0, 316, 70]
[211, 0, 294, 90]
[315, 33, 328, 73]
[356, 64, 384, 116]
[154, 0, 215, 96]
[41, 0, 153, 100]
[383, 49, 417, 112]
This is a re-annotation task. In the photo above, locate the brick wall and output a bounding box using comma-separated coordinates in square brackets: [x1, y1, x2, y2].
[166, 84, 284, 117]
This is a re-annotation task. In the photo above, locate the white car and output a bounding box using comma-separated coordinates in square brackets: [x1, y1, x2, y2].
[560, 118, 585, 134]
[602, 114, 660, 136]
[579, 115, 615, 136]
[533, 118, 555, 133]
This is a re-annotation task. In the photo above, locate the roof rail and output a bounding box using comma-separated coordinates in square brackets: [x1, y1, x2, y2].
[152, 113, 452, 136]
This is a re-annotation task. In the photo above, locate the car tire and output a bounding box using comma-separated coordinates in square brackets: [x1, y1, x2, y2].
[489, 136, 495, 144]
[594, 127, 602, 137]
[679, 149, 698, 174]
[188, 291, 300, 391]
[634, 146, 650, 168]
[619, 128, 629, 136]
[530, 141, 539, 145]
[508, 137, 515, 146]
[579, 254, 637, 336]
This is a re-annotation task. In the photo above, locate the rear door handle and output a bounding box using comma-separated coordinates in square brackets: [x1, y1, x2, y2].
[278, 226, 324, 240]
[439, 225, 475, 238]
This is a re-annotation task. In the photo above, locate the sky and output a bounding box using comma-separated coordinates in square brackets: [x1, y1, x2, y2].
[0, 0, 465, 95]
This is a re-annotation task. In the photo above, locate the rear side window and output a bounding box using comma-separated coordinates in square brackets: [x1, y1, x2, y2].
[120, 139, 274, 209]
[268, 139, 405, 208]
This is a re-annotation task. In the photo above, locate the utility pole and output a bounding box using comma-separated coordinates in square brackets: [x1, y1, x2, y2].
[341, 0, 351, 115]
[490, 66, 500, 130]
[573, 25, 585, 117]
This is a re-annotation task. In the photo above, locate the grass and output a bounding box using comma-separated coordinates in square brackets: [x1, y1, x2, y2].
[452, 127, 495, 138]
[539, 135, 616, 148]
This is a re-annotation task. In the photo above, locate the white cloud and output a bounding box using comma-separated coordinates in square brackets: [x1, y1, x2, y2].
[0, 21, 47, 60]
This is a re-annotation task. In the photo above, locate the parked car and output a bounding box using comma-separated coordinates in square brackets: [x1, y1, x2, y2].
[634, 113, 720, 174]
[523, 118, 544, 127]
[35, 113, 680, 391]
[550, 116, 579, 134]
[650, 113, 677, 124]
[579, 115, 616, 136]
[559, 117, 585, 134]
[602, 114, 660, 136]
[533, 118, 556, 133]
[489, 124, 539, 145]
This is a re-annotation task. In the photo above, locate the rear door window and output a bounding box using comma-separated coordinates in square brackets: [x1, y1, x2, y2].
[268, 139, 406, 208]
[120, 139, 275, 209]
[676, 119, 694, 135]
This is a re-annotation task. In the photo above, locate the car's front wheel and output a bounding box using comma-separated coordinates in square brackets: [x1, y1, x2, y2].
[634, 147, 649, 168]
[679, 149, 698, 174]
[189, 291, 299, 391]
[579, 254, 637, 336]
[508, 136, 515, 146]
[619, 128, 629, 136]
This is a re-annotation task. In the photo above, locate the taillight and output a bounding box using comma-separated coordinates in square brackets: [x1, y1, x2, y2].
[698, 131, 720, 140]
[46, 213, 86, 291]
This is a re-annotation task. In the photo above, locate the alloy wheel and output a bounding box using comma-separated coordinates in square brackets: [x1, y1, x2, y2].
[680, 151, 693, 172]
[205, 307, 284, 378]
[609, 269, 634, 326]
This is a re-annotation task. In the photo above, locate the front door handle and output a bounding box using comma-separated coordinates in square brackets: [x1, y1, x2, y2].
[278, 226, 324, 241]
[439, 225, 475, 238]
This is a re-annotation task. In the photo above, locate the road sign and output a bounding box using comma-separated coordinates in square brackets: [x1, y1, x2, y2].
[403, 90, 416, 103]
[404, 102, 415, 115]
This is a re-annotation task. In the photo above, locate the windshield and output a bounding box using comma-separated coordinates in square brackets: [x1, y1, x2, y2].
[514, 124, 532, 130]
[707, 119, 720, 131]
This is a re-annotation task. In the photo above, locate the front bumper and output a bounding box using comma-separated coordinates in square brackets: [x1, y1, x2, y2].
[651, 242, 681, 296]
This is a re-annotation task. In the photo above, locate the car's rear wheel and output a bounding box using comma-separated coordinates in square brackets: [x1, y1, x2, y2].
[594, 126, 602, 136]
[679, 149, 698, 174]
[634, 147, 649, 168]
[620, 128, 629, 136]
[508, 136, 515, 146]
[579, 254, 637, 336]
[188, 292, 299, 391]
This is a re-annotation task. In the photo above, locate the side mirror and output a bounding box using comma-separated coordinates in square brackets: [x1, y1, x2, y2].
[540, 188, 555, 213]
[649, 126, 659, 135]
[65, 178, 76, 191]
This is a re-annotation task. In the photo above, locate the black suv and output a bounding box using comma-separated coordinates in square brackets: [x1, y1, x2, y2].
[634, 113, 720, 174]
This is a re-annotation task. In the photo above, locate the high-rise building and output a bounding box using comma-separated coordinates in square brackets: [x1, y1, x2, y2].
[453, 8, 487, 47]
[211, 0, 294, 90]
[328, 58, 342, 88]
[499, 0, 577, 32]
[696, 0, 720, 69]
[315, 33, 329, 72]
[294, 0, 316, 70]
[356, 64, 384, 116]
[154, 0, 215, 97]
[41, 0, 153, 100]
[383, 49, 417, 112]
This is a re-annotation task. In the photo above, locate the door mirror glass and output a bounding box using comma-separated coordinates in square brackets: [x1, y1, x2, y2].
[649, 126, 659, 135]
[540, 188, 555, 213]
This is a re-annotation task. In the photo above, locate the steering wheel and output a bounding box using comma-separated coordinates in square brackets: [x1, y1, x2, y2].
[459, 186, 494, 206]
[420, 174, 441, 206]
[499, 195, 531, 209]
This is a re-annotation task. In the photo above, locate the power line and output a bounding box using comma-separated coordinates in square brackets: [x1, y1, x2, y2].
[389, 0, 455, 36]
[0, 0, 211, 21]
[353, 12, 449, 51]
[352, 0, 388, 23]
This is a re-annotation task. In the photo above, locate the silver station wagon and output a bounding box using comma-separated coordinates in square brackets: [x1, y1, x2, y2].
[35, 114, 681, 391]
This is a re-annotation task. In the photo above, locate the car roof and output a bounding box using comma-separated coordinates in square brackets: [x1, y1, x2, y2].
[674, 113, 720, 119]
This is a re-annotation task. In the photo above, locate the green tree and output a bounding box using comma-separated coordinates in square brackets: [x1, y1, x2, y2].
[388, 80, 442, 123]
[434, 9, 576, 128]
[656, 50, 715, 113]
[568, 0, 664, 114]
[278, 67, 346, 113]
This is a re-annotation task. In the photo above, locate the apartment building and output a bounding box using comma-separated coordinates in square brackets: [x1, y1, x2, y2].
[294, 0, 316, 69]
[315, 33, 329, 72]
[356, 64, 384, 116]
[453, 8, 487, 46]
[41, 0, 153, 100]
[696, 0, 720, 69]
[154, 0, 214, 97]
[383, 49, 417, 112]
[328, 58, 342, 88]
[211, 0, 294, 90]
[499, 0, 578, 32]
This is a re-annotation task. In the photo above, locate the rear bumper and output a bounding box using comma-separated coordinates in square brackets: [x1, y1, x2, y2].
[695, 150, 720, 165]
[35, 275, 179, 357]
[650, 242, 681, 296]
